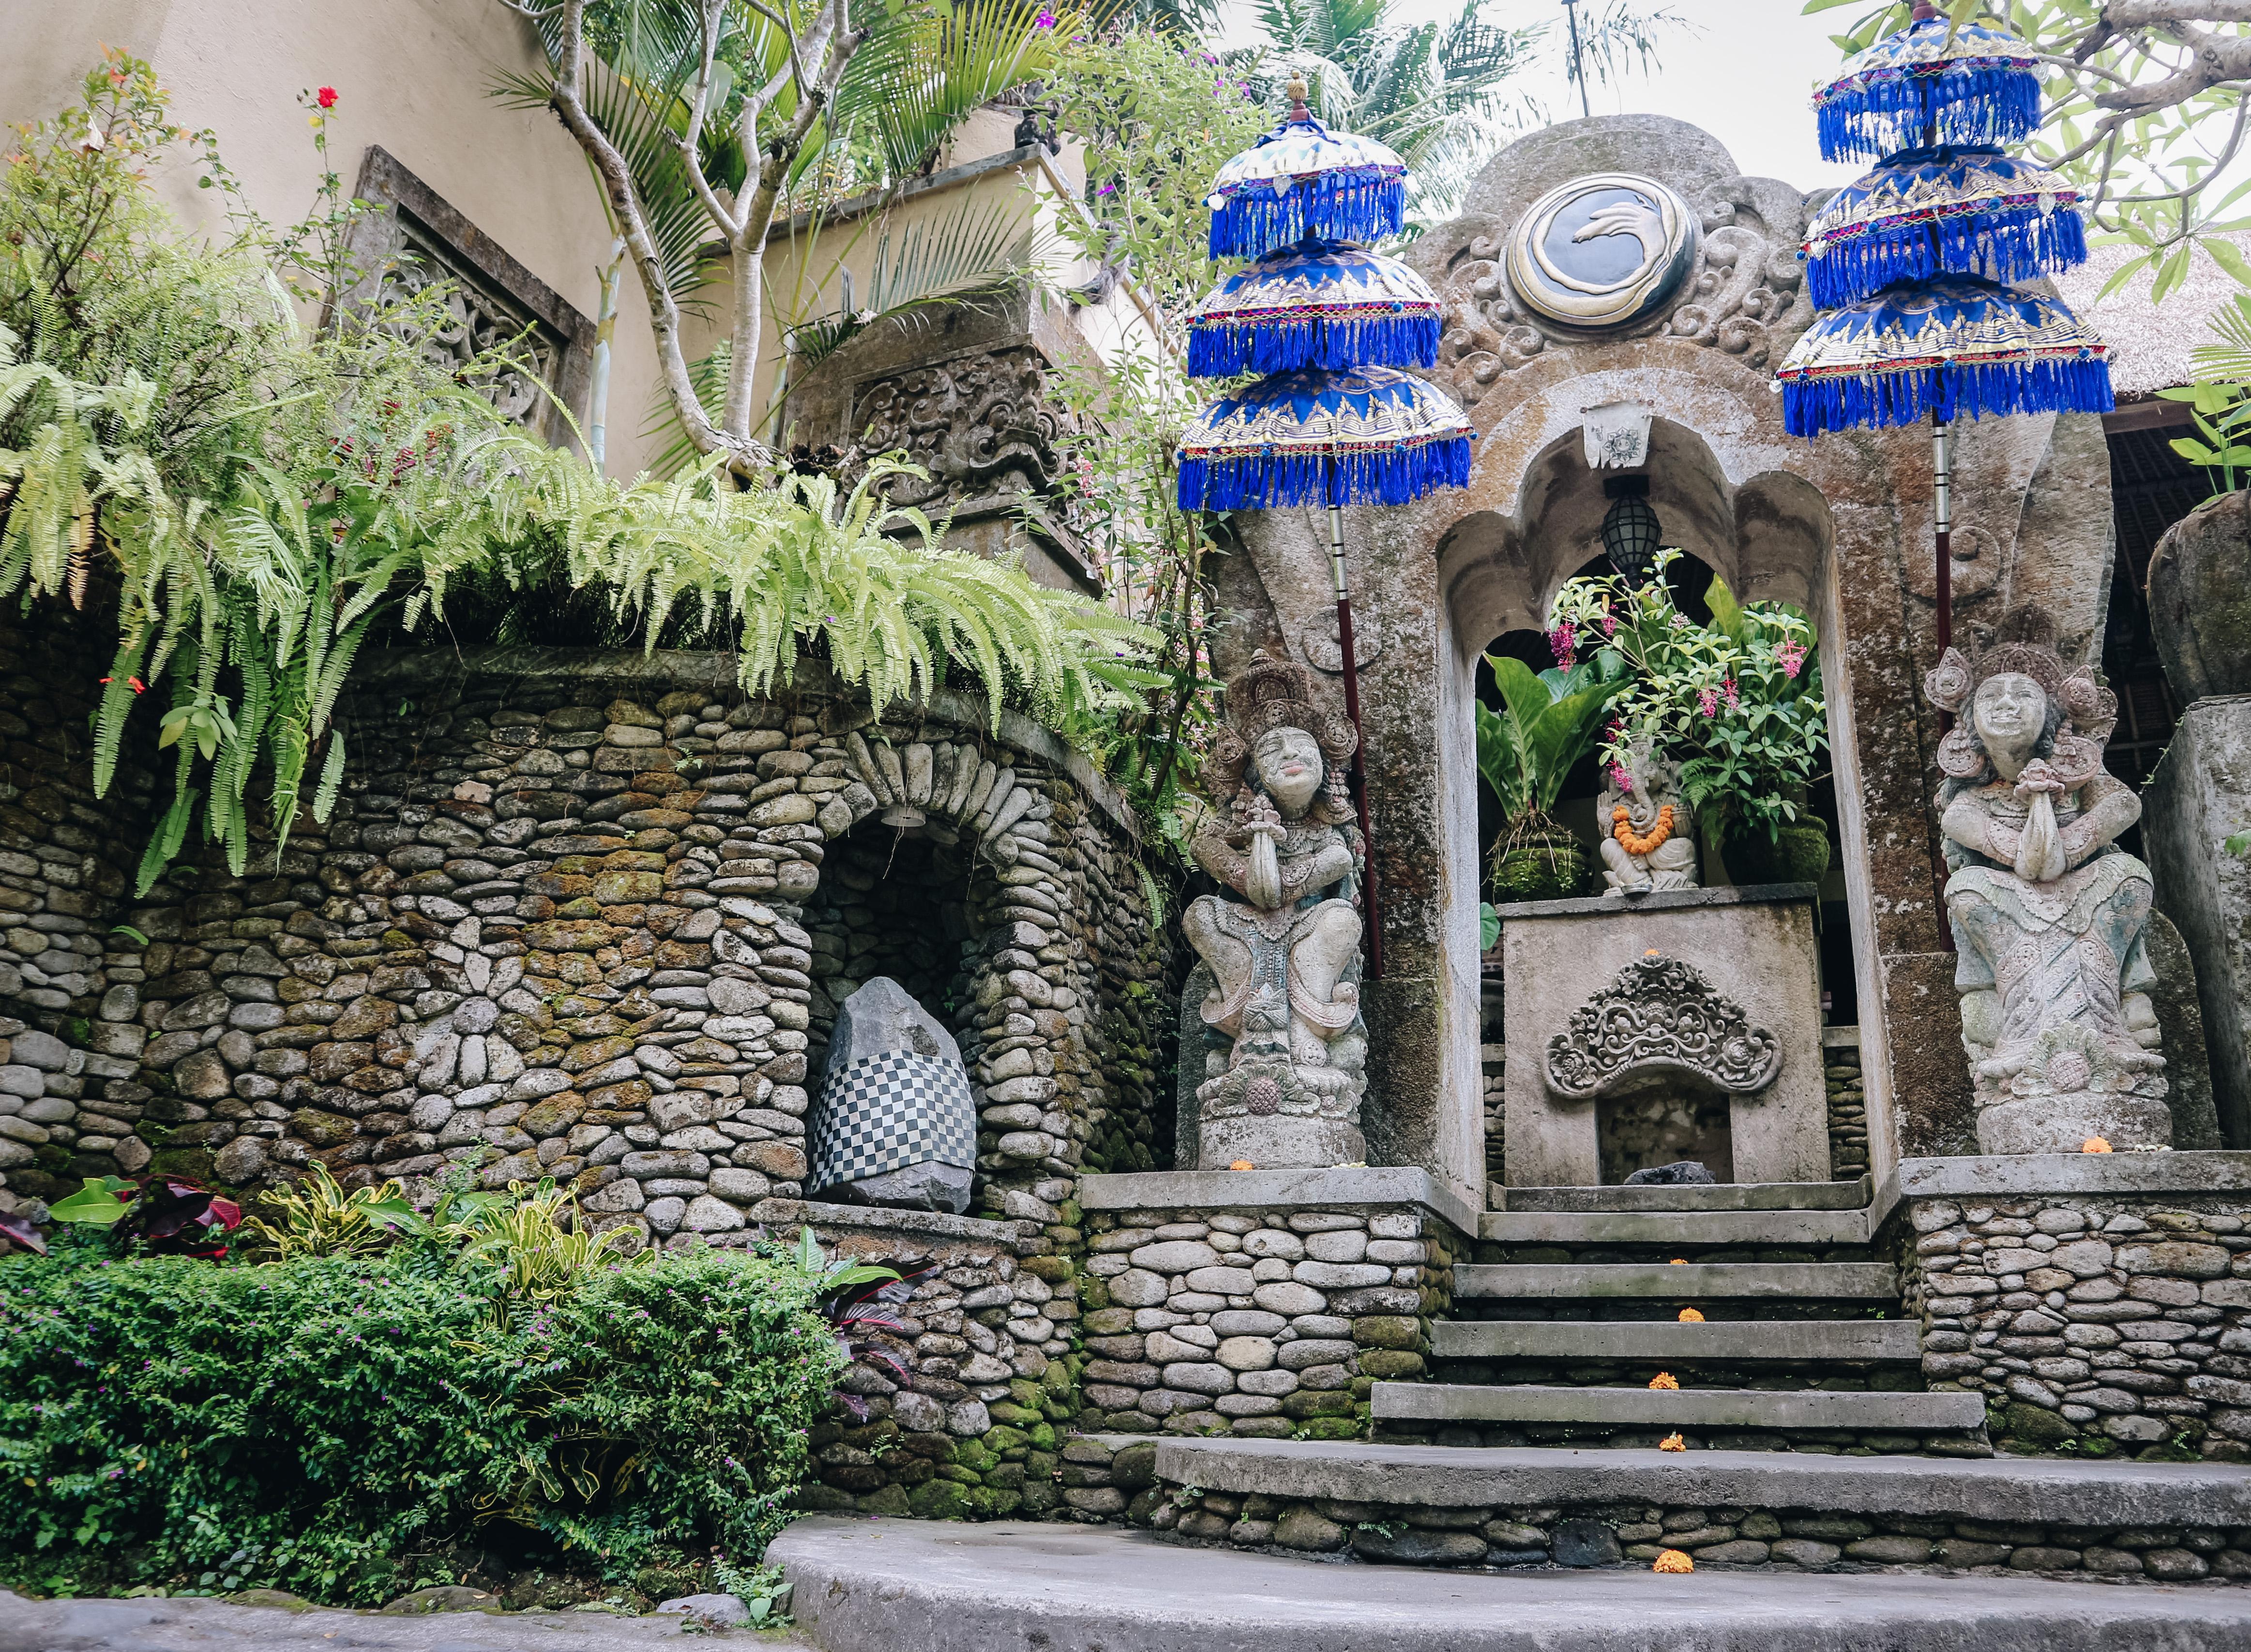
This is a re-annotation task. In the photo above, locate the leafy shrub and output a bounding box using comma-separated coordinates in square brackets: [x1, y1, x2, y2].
[0, 1243, 837, 1603]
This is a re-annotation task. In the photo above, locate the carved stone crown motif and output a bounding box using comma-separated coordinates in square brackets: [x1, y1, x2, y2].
[1206, 652, 1359, 809]
[1923, 604, 2118, 786]
[1544, 952, 1783, 1100]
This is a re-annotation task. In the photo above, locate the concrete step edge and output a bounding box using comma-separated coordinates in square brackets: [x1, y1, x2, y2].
[1455, 1262, 1901, 1300]
[1430, 1318, 1922, 1362]
[1371, 1381, 1988, 1431]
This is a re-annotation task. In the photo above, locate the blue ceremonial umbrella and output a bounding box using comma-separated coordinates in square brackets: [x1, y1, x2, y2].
[1811, 7, 2041, 163]
[1801, 147, 2086, 309]
[1786, 1, 2106, 660]
[1775, 276, 2111, 439]
[1186, 242, 1441, 379]
[1206, 80, 1406, 259]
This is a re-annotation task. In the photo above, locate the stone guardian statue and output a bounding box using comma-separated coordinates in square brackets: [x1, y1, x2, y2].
[1924, 607, 2169, 1153]
[1182, 653, 1369, 1169]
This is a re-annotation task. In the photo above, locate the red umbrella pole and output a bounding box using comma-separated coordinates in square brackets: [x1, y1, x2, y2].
[1327, 504, 1383, 980]
[1933, 413, 1954, 652]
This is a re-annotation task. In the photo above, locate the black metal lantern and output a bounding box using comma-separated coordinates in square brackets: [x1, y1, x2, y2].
[1601, 474, 1662, 584]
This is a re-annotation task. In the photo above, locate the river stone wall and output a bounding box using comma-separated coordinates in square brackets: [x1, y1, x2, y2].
[1078, 1202, 1465, 1441]
[1900, 1189, 2251, 1462]
[0, 648, 1171, 1245]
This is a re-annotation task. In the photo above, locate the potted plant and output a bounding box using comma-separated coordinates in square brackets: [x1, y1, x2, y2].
[1476, 652, 1627, 903]
[1549, 550, 1829, 886]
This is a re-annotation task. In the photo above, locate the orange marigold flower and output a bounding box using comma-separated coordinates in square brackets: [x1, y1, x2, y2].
[1678, 1308, 1704, 1322]
[1653, 1548, 1694, 1573]
[2083, 1136, 2114, 1154]
[1649, 1372, 1680, 1391]
[1658, 1432, 1686, 1452]
[1229, 1160, 1254, 1171]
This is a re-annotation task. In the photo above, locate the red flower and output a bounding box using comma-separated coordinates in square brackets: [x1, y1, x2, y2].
[100, 676, 147, 695]
[317, 86, 339, 109]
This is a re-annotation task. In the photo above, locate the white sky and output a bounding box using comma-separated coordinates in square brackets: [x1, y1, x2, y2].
[1214, 0, 1866, 193]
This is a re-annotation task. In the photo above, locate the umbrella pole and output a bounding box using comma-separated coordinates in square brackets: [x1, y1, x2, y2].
[1327, 504, 1384, 980]
[1932, 413, 1954, 653]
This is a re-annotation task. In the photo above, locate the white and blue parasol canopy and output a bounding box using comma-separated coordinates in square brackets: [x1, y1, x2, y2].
[1775, 274, 2111, 439]
[1206, 83, 1406, 260]
[1812, 10, 2043, 164]
[1803, 147, 2085, 308]
[1186, 241, 1441, 378]
[1176, 366, 1472, 512]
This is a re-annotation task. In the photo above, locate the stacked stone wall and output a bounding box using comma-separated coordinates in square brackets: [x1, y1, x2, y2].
[1123, 1480, 2251, 1581]
[1077, 1202, 1464, 1441]
[0, 650, 1172, 1252]
[1900, 1189, 2251, 1462]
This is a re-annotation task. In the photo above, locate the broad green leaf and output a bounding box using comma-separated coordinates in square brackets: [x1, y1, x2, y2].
[1479, 901, 1500, 951]
[49, 1178, 131, 1225]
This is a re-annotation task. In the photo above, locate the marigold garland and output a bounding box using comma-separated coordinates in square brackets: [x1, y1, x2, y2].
[1612, 803, 1675, 857]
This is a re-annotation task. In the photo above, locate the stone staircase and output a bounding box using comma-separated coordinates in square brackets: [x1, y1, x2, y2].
[1370, 1176, 1990, 1453]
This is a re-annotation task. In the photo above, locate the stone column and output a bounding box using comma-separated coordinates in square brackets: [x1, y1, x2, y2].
[2145, 694, 2251, 1149]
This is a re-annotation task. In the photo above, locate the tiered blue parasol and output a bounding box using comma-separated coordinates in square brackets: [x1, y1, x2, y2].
[1780, 0, 2112, 654]
[1177, 77, 1476, 975]
[1800, 148, 2085, 309]
[1185, 243, 1442, 378]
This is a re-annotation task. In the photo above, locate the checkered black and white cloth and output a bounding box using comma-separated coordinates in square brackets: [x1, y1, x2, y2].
[809, 1050, 977, 1192]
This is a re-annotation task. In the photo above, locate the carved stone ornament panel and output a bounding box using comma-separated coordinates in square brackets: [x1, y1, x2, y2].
[1505, 173, 1699, 330]
[1421, 178, 1816, 407]
[378, 227, 559, 427]
[854, 346, 1074, 510]
[1544, 951, 1783, 1099]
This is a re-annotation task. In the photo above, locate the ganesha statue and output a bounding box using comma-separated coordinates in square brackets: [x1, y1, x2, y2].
[1181, 652, 1369, 1169]
[1925, 607, 2170, 1153]
[1598, 739, 1699, 895]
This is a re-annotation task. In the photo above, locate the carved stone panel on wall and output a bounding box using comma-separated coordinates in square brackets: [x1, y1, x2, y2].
[341, 147, 594, 452]
[1419, 178, 1816, 408]
[1544, 951, 1782, 1099]
[853, 346, 1073, 511]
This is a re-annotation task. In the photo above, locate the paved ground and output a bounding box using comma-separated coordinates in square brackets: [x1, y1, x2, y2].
[769, 1516, 2251, 1652]
[0, 1591, 813, 1652]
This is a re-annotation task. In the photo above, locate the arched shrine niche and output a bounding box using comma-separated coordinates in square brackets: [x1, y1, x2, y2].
[1440, 414, 1855, 1194]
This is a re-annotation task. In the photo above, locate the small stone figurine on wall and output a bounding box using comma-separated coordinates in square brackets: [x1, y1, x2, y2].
[1597, 738, 1698, 895]
[1925, 607, 2170, 1152]
[1182, 653, 1369, 1169]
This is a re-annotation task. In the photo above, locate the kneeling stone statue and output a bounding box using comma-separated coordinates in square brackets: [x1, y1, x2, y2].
[1924, 607, 2170, 1153]
[807, 977, 977, 1212]
[1182, 653, 1369, 1170]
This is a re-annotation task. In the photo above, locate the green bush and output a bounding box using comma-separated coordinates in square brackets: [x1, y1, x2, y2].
[0, 1243, 838, 1602]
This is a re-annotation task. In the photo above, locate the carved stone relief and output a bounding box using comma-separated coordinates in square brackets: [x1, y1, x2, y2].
[378, 223, 560, 428]
[1544, 952, 1783, 1099]
[854, 346, 1074, 511]
[1422, 179, 1816, 407]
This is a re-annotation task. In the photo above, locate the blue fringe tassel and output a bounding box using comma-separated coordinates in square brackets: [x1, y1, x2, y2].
[1176, 435, 1472, 512]
[1816, 64, 2041, 163]
[1782, 357, 2114, 439]
[1186, 312, 1441, 378]
[1806, 205, 2088, 308]
[1209, 173, 1406, 260]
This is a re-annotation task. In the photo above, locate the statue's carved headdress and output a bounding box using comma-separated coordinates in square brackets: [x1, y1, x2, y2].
[1205, 651, 1358, 817]
[1924, 605, 2117, 786]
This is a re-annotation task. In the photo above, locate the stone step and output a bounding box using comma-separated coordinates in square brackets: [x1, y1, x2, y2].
[1431, 1318, 1921, 1363]
[1371, 1381, 1987, 1433]
[770, 1513, 2251, 1652]
[1456, 1261, 1899, 1301]
[1480, 1207, 1871, 1247]
[1151, 1435, 2251, 1534]
[1496, 1177, 1872, 1213]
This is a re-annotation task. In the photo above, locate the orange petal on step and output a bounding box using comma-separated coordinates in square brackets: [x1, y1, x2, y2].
[2082, 1137, 2113, 1154]
[1678, 1308, 1705, 1322]
[1659, 1432, 1687, 1452]
[1653, 1548, 1694, 1573]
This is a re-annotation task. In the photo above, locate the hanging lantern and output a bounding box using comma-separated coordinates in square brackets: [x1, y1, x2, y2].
[1600, 476, 1662, 584]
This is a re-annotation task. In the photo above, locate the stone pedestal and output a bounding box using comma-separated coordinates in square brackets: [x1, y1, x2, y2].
[2145, 695, 2251, 1150]
[1497, 884, 1830, 1188]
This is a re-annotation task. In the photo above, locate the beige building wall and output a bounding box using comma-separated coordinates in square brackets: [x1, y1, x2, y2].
[0, 0, 666, 478]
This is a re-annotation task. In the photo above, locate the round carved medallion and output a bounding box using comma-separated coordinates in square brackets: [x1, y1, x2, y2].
[1505, 172, 1699, 331]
